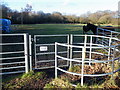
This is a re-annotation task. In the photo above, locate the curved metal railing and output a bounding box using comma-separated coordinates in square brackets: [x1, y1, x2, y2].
[55, 35, 120, 86]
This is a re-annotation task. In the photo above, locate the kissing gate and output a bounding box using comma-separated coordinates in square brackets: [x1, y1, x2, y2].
[0, 31, 120, 86]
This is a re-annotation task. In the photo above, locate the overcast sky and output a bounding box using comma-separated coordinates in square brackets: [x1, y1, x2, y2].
[2, 0, 119, 16]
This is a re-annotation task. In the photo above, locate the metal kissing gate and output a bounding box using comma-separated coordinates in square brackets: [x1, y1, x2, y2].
[1, 33, 120, 75]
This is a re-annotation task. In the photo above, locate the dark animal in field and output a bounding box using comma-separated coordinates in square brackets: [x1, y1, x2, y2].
[83, 23, 115, 43]
[83, 23, 115, 35]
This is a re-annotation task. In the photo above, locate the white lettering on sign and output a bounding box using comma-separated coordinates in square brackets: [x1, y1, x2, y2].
[40, 46, 48, 51]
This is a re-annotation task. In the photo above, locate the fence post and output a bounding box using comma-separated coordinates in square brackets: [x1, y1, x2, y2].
[81, 35, 87, 86]
[81, 47, 86, 86]
[108, 38, 112, 60]
[34, 35, 37, 69]
[89, 36, 92, 65]
[29, 35, 32, 71]
[112, 46, 115, 80]
[24, 34, 29, 73]
[70, 34, 73, 68]
[55, 42, 58, 78]
[67, 34, 70, 66]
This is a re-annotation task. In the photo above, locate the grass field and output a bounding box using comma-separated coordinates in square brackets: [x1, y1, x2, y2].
[11, 24, 120, 35]
[11, 24, 84, 35]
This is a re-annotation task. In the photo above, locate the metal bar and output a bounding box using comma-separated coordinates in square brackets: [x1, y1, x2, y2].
[0, 66, 25, 70]
[89, 36, 92, 65]
[35, 66, 55, 69]
[35, 43, 68, 46]
[98, 28, 120, 34]
[57, 55, 82, 63]
[0, 43, 24, 45]
[36, 60, 54, 63]
[67, 34, 70, 67]
[0, 56, 25, 60]
[34, 65, 68, 70]
[108, 38, 112, 60]
[0, 51, 24, 55]
[112, 46, 115, 79]
[70, 34, 73, 68]
[0, 33, 26, 36]
[56, 66, 115, 77]
[0, 71, 25, 75]
[24, 34, 29, 73]
[0, 61, 25, 65]
[57, 67, 82, 76]
[34, 34, 69, 37]
[55, 42, 58, 78]
[81, 40, 86, 86]
[34, 35, 37, 69]
[35, 43, 55, 46]
[36, 51, 67, 55]
[57, 42, 115, 49]
[29, 35, 32, 71]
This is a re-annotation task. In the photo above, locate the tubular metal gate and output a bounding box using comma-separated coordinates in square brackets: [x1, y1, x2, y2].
[0, 34, 30, 75]
[55, 35, 120, 86]
[34, 35, 69, 69]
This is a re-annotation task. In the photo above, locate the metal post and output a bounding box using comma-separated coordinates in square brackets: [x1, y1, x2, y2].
[67, 34, 70, 66]
[84, 35, 87, 57]
[81, 35, 87, 86]
[89, 36, 92, 65]
[70, 34, 73, 68]
[24, 34, 29, 73]
[29, 35, 32, 71]
[55, 42, 58, 78]
[112, 46, 115, 79]
[108, 38, 111, 60]
[34, 35, 37, 69]
[81, 47, 86, 86]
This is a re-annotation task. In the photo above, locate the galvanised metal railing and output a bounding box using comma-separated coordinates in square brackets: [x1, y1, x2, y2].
[0, 34, 29, 75]
[97, 27, 120, 38]
[34, 34, 69, 69]
[55, 35, 120, 86]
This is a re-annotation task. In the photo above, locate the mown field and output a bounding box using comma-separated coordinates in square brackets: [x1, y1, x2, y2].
[11, 24, 120, 35]
[11, 24, 84, 35]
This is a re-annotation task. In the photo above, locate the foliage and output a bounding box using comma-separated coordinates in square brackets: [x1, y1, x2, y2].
[44, 78, 73, 88]
[2, 71, 47, 89]
[76, 83, 89, 89]
[1, 4, 119, 25]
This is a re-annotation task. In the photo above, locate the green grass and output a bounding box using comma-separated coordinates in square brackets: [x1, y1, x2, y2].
[11, 24, 120, 36]
[2, 71, 47, 89]
[11, 24, 84, 35]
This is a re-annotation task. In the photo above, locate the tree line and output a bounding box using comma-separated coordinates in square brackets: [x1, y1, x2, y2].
[1, 4, 119, 25]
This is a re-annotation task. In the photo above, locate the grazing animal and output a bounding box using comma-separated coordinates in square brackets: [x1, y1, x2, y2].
[83, 23, 115, 35]
[83, 23, 115, 43]
[0, 19, 11, 33]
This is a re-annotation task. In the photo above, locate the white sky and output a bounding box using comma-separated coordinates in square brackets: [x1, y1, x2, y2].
[2, 0, 119, 16]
